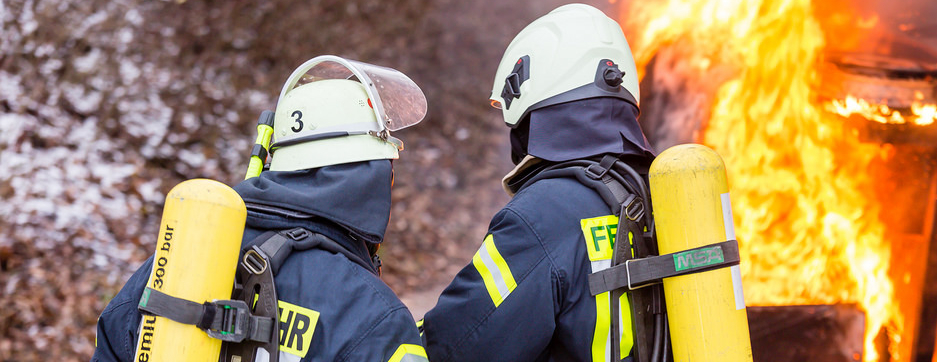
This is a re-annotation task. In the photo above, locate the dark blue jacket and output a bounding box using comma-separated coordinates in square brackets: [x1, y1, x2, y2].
[422, 175, 635, 362]
[93, 161, 426, 362]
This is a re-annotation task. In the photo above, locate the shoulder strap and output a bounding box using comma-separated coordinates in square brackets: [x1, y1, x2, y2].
[516, 155, 662, 362]
[243, 227, 377, 276]
[223, 227, 370, 362]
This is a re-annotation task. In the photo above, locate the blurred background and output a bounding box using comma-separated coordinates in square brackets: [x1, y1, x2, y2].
[3, 0, 937, 361]
[0, 0, 606, 359]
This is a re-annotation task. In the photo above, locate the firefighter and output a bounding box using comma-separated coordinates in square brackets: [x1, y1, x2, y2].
[93, 56, 429, 362]
[421, 4, 655, 361]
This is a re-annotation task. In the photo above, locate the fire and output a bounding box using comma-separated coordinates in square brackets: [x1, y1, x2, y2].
[620, 0, 905, 360]
[826, 94, 937, 126]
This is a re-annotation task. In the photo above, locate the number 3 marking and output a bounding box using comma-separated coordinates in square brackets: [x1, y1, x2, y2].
[291, 110, 304, 132]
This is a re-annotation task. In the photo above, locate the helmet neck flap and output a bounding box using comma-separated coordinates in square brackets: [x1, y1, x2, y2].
[511, 98, 654, 164]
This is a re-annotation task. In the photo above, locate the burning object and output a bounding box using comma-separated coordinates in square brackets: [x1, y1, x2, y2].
[614, 0, 937, 360]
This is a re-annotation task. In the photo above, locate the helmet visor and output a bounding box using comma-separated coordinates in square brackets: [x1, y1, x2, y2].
[279, 56, 427, 131]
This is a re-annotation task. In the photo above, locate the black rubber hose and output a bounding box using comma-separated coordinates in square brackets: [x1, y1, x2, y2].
[662, 313, 671, 362]
[612, 161, 651, 208]
[650, 313, 664, 362]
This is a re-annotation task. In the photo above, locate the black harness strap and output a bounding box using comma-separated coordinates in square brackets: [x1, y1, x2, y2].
[242, 227, 376, 276]
[222, 227, 377, 362]
[137, 287, 208, 327]
[588, 240, 741, 296]
[518, 155, 658, 362]
[609, 202, 635, 362]
[137, 287, 276, 344]
[137, 226, 373, 362]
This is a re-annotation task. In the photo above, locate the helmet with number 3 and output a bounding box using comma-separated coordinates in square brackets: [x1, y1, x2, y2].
[269, 56, 427, 172]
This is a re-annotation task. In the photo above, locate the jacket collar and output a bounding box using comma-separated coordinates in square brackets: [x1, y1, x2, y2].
[234, 160, 393, 244]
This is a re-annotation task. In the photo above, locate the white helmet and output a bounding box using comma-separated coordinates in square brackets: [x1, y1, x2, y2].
[489, 3, 640, 127]
[269, 56, 427, 172]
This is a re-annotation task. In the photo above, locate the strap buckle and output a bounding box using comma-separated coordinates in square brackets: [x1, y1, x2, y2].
[625, 259, 652, 290]
[584, 155, 618, 180]
[205, 300, 253, 343]
[286, 228, 310, 240]
[243, 248, 268, 275]
[624, 196, 645, 221]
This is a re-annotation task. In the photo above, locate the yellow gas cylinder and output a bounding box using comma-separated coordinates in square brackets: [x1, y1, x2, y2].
[648, 144, 752, 362]
[133, 179, 247, 361]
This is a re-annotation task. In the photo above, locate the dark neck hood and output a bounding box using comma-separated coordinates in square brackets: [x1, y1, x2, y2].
[234, 160, 393, 244]
[511, 97, 655, 164]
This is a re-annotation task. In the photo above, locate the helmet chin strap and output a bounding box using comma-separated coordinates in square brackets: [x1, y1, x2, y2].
[270, 130, 404, 154]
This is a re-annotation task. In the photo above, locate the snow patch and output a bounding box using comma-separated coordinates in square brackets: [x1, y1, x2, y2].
[72, 10, 109, 39]
[119, 61, 141, 84]
[0, 113, 31, 147]
[73, 48, 103, 74]
[124, 9, 142, 26]
[62, 83, 103, 114]
[19, 0, 38, 35]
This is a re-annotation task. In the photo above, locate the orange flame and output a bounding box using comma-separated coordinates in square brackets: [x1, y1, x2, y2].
[826, 94, 937, 126]
[620, 0, 904, 360]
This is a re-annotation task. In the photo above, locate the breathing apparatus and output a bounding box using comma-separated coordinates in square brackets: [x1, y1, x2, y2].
[493, 4, 752, 362]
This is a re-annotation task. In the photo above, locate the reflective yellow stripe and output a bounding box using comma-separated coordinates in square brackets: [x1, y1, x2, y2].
[619, 293, 634, 359]
[583, 214, 629, 362]
[472, 246, 501, 305]
[388, 344, 428, 362]
[592, 291, 611, 362]
[472, 234, 517, 307]
[485, 235, 517, 292]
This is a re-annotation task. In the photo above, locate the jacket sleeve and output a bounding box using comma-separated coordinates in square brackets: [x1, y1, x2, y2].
[422, 208, 562, 362]
[92, 257, 152, 362]
[339, 306, 427, 362]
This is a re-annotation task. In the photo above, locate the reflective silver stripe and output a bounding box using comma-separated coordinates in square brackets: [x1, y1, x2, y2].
[477, 243, 511, 298]
[590, 259, 611, 273]
[388, 344, 428, 362]
[473, 235, 517, 307]
[398, 354, 429, 362]
[278, 351, 301, 362]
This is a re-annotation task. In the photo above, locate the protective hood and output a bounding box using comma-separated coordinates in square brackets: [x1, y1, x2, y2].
[234, 160, 393, 244]
[513, 97, 655, 163]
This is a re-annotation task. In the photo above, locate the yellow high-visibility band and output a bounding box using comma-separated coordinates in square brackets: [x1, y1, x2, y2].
[619, 293, 634, 359]
[472, 234, 517, 307]
[582, 214, 635, 361]
[388, 344, 428, 362]
[592, 291, 611, 362]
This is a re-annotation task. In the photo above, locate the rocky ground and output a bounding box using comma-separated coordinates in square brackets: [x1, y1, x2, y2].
[0, 0, 608, 360]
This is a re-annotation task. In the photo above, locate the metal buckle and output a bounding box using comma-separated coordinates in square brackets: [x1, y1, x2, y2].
[205, 300, 252, 343]
[625, 259, 652, 290]
[243, 249, 267, 275]
[624, 196, 645, 221]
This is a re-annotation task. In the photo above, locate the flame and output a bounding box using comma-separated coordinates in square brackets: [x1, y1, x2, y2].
[826, 94, 937, 126]
[621, 0, 904, 360]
